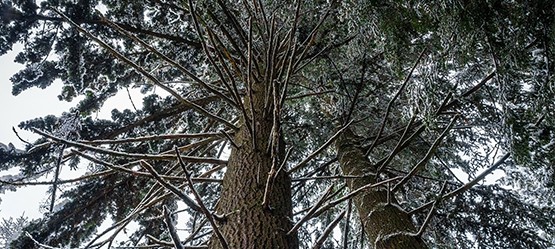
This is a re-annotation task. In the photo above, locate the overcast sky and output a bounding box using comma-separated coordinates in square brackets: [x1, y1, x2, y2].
[0, 44, 76, 148]
[0, 44, 140, 221]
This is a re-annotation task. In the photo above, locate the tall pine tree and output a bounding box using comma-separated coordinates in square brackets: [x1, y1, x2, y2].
[1, 0, 554, 248]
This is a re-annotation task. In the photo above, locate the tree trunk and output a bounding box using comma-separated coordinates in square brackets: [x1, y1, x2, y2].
[336, 129, 427, 249]
[208, 82, 297, 248]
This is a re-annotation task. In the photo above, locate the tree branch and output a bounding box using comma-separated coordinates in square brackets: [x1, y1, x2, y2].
[288, 120, 353, 173]
[365, 48, 427, 156]
[392, 115, 459, 192]
[311, 209, 346, 249]
[175, 147, 229, 249]
[408, 152, 511, 215]
[33, 128, 227, 165]
[52, 8, 238, 131]
[163, 205, 185, 249]
[140, 160, 202, 212]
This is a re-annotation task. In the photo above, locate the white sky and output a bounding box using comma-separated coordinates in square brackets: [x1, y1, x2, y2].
[0, 44, 142, 222]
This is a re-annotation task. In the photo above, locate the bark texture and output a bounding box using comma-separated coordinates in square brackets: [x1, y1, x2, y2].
[336, 129, 427, 249]
[208, 82, 297, 248]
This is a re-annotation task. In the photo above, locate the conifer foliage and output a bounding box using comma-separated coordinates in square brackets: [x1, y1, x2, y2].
[1, 0, 555, 248]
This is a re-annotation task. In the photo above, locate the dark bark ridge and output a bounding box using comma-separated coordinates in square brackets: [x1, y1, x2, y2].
[208, 82, 296, 248]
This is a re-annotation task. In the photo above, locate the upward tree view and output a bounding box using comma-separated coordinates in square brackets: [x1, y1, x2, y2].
[1, 0, 555, 248]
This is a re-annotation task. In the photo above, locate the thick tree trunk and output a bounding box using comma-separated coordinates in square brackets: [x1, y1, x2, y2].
[208, 83, 297, 248]
[336, 129, 427, 249]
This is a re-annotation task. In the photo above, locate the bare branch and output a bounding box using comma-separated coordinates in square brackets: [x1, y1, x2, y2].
[292, 175, 366, 182]
[288, 120, 353, 173]
[287, 185, 334, 236]
[312, 176, 402, 218]
[392, 115, 459, 192]
[342, 199, 352, 249]
[72, 150, 222, 183]
[163, 205, 185, 249]
[311, 209, 347, 249]
[375, 114, 421, 173]
[80, 132, 224, 145]
[33, 128, 227, 165]
[220, 130, 239, 149]
[285, 90, 335, 100]
[247, 17, 257, 151]
[409, 152, 511, 215]
[414, 181, 448, 237]
[175, 147, 229, 249]
[140, 160, 202, 212]
[365, 48, 427, 156]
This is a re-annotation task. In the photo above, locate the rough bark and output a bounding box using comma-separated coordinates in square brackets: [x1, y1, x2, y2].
[208, 82, 297, 248]
[336, 129, 427, 249]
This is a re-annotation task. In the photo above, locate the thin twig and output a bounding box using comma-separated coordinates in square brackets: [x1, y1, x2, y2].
[175, 147, 229, 249]
[365, 48, 427, 156]
[287, 185, 334, 236]
[408, 152, 511, 215]
[140, 160, 202, 212]
[12, 127, 31, 145]
[163, 205, 185, 249]
[392, 115, 459, 191]
[288, 120, 353, 173]
[311, 209, 347, 249]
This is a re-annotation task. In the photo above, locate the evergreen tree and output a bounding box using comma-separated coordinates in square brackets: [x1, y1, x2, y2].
[1, 0, 554, 248]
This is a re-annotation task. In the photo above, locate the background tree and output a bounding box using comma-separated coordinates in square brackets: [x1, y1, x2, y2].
[1, 0, 554, 248]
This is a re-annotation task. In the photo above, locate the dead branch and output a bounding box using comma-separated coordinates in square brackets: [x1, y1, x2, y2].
[312, 176, 402, 218]
[80, 132, 224, 145]
[392, 115, 459, 192]
[365, 48, 427, 156]
[287, 185, 334, 236]
[163, 205, 185, 249]
[140, 160, 202, 212]
[33, 128, 227, 165]
[311, 209, 347, 249]
[288, 120, 353, 173]
[175, 147, 229, 249]
[409, 152, 511, 215]
[52, 8, 238, 131]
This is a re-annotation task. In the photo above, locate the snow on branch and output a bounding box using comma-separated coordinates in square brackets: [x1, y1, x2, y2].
[32, 128, 228, 165]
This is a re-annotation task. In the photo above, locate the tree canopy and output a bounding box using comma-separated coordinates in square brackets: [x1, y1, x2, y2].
[1, 0, 554, 248]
